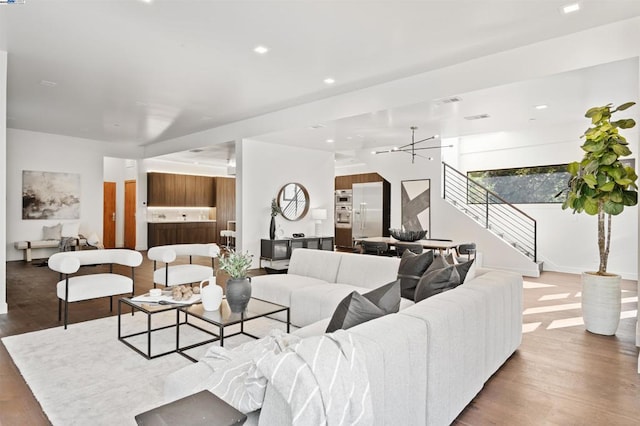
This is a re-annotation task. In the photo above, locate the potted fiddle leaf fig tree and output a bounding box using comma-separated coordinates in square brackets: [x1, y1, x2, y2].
[560, 101, 637, 335]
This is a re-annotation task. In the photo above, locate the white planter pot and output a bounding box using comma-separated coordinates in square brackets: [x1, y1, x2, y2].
[581, 272, 621, 336]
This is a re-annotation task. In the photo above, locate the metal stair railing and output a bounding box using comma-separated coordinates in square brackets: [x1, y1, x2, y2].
[443, 162, 537, 262]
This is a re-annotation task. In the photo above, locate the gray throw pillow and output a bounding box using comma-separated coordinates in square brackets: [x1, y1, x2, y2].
[424, 253, 449, 274]
[397, 250, 434, 300]
[454, 259, 475, 283]
[414, 265, 461, 303]
[42, 223, 62, 240]
[326, 280, 401, 333]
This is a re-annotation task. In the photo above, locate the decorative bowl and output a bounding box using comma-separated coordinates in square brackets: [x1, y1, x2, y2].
[389, 228, 426, 242]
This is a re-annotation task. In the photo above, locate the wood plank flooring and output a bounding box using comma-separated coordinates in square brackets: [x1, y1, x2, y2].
[0, 257, 638, 425]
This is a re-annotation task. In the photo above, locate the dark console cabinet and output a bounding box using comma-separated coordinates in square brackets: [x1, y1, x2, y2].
[260, 237, 334, 267]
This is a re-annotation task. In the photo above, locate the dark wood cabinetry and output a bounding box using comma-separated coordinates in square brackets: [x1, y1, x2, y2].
[148, 222, 217, 247]
[147, 173, 215, 207]
[335, 228, 352, 248]
[335, 172, 385, 190]
[214, 177, 235, 245]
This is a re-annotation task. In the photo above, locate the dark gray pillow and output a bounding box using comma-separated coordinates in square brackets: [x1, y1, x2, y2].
[397, 250, 434, 300]
[326, 280, 401, 332]
[424, 253, 449, 274]
[454, 259, 475, 284]
[414, 265, 461, 303]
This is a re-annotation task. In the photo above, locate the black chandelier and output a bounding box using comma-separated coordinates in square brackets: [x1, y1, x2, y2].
[373, 126, 450, 163]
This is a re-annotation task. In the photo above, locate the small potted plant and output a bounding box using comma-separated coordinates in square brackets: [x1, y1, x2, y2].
[219, 249, 254, 312]
[559, 101, 637, 335]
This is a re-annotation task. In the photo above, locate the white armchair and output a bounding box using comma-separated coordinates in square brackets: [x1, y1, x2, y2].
[147, 243, 220, 288]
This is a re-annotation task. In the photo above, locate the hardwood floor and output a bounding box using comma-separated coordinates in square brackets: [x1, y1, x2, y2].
[0, 258, 638, 425]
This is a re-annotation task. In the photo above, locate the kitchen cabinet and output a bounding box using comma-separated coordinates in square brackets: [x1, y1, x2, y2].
[214, 177, 235, 245]
[148, 222, 217, 247]
[147, 173, 215, 207]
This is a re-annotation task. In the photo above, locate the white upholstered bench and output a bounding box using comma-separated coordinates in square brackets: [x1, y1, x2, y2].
[147, 243, 220, 288]
[48, 249, 143, 329]
[14, 237, 87, 262]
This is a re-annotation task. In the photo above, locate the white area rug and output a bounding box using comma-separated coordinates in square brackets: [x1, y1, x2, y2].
[2, 311, 288, 425]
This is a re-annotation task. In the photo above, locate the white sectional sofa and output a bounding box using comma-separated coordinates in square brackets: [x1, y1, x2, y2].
[165, 248, 523, 425]
[251, 248, 414, 327]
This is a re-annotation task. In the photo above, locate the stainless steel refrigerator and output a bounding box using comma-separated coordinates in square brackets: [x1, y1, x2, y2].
[352, 181, 390, 240]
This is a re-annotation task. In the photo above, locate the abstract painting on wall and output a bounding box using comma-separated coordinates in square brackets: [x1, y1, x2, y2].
[401, 179, 430, 236]
[22, 170, 80, 220]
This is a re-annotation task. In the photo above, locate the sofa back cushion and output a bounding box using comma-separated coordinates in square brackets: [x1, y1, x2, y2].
[288, 249, 342, 283]
[335, 252, 400, 289]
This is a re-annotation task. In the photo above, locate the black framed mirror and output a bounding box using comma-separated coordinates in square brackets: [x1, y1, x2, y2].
[277, 182, 309, 221]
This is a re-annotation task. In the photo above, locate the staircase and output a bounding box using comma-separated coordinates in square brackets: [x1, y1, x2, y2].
[442, 162, 537, 263]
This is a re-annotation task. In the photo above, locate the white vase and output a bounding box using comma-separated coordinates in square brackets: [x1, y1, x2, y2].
[200, 276, 223, 311]
[581, 272, 621, 336]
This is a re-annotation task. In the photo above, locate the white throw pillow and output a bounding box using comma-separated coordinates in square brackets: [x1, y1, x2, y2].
[61, 222, 80, 238]
[42, 223, 62, 240]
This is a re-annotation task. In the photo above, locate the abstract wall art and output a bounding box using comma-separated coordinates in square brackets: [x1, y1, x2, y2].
[401, 179, 430, 236]
[22, 170, 80, 220]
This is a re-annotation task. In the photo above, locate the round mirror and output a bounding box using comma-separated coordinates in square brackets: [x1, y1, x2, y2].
[277, 183, 309, 221]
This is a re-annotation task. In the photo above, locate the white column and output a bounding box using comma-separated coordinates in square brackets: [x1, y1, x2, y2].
[0, 50, 8, 314]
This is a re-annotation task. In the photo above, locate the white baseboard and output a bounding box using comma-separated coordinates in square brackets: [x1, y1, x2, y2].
[0, 301, 7, 314]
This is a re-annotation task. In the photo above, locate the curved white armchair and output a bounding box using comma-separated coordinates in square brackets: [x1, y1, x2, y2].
[48, 249, 143, 329]
[147, 243, 220, 288]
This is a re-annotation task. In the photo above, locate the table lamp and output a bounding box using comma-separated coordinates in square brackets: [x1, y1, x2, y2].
[311, 209, 327, 236]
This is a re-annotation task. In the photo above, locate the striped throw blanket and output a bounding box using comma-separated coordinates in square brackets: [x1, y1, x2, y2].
[256, 330, 373, 425]
[200, 329, 373, 425]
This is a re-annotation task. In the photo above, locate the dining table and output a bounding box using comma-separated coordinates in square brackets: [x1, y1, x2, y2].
[356, 236, 461, 254]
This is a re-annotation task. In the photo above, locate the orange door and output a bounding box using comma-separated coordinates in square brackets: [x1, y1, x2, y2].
[103, 182, 116, 249]
[124, 180, 136, 249]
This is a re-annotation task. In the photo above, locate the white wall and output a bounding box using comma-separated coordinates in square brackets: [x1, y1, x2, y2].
[5, 129, 142, 261]
[1, 51, 7, 314]
[237, 139, 334, 268]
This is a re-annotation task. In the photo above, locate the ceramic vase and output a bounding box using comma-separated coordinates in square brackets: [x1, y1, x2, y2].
[270, 216, 276, 240]
[226, 277, 252, 313]
[581, 272, 621, 335]
[200, 277, 223, 311]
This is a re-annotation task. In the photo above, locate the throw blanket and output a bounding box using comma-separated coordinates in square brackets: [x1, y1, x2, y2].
[256, 330, 373, 426]
[199, 330, 373, 425]
[58, 237, 75, 252]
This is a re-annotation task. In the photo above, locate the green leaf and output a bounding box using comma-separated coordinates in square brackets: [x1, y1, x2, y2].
[615, 101, 636, 111]
[600, 152, 617, 165]
[582, 140, 604, 152]
[599, 181, 616, 191]
[567, 162, 580, 176]
[583, 174, 597, 188]
[604, 200, 624, 215]
[615, 178, 633, 186]
[612, 144, 631, 157]
[583, 197, 599, 215]
[618, 118, 636, 129]
[609, 189, 623, 203]
[585, 106, 601, 117]
[622, 190, 638, 206]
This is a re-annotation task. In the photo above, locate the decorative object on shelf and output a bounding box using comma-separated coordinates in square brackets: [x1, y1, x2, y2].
[372, 126, 452, 163]
[270, 198, 280, 240]
[389, 228, 427, 242]
[199, 276, 223, 311]
[219, 249, 254, 312]
[311, 208, 327, 236]
[557, 101, 637, 335]
[277, 182, 309, 221]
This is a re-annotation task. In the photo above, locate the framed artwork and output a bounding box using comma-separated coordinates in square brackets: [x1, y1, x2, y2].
[22, 170, 81, 220]
[401, 179, 430, 236]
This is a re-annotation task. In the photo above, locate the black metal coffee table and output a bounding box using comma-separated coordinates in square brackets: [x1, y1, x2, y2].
[177, 297, 290, 362]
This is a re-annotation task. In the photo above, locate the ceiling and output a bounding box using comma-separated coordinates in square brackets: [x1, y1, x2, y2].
[2, 1, 640, 165]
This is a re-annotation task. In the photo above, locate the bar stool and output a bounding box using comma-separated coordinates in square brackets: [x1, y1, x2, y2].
[220, 230, 236, 249]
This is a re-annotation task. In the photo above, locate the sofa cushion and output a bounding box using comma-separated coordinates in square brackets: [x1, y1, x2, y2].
[397, 250, 433, 300]
[414, 265, 461, 303]
[287, 249, 342, 283]
[251, 274, 328, 310]
[326, 280, 400, 332]
[335, 252, 401, 289]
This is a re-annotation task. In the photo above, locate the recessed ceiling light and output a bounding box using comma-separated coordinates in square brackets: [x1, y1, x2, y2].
[139, 0, 153, 3]
[254, 45, 269, 55]
[39, 80, 58, 87]
[535, 104, 548, 110]
[309, 124, 325, 129]
[326, 139, 334, 143]
[346, 136, 352, 140]
[189, 148, 204, 153]
[562, 3, 580, 14]
[323, 78, 335, 85]
[436, 96, 463, 104]
[464, 114, 491, 120]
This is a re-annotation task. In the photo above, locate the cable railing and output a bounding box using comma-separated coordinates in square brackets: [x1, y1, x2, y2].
[443, 162, 537, 262]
